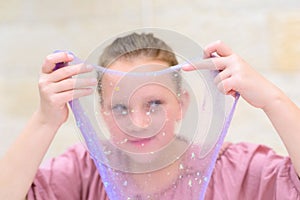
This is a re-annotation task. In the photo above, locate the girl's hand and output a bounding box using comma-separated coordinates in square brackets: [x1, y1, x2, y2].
[183, 41, 280, 110]
[37, 52, 97, 127]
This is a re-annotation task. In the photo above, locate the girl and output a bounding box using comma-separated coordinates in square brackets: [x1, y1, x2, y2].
[1, 33, 299, 200]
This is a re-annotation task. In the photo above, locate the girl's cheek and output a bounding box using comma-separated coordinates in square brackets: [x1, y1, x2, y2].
[110, 126, 126, 139]
[102, 116, 126, 142]
[159, 122, 176, 140]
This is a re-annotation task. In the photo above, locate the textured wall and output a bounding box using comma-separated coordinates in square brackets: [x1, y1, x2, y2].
[1, 0, 300, 160]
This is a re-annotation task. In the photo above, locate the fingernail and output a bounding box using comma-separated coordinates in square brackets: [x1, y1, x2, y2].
[181, 64, 190, 70]
[86, 65, 94, 70]
[180, 63, 187, 67]
[67, 54, 74, 60]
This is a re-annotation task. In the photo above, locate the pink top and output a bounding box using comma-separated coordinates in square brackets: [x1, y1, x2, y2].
[27, 142, 300, 199]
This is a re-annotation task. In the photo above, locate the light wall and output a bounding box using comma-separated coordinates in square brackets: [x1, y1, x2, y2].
[1, 0, 300, 160]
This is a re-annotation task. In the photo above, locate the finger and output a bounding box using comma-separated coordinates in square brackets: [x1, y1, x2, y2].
[217, 78, 234, 95]
[182, 57, 227, 71]
[52, 78, 97, 93]
[42, 52, 74, 74]
[54, 88, 94, 103]
[48, 63, 94, 82]
[204, 40, 233, 58]
[72, 88, 94, 100]
[214, 68, 231, 84]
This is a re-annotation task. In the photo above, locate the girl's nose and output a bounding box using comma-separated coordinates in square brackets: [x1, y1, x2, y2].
[130, 109, 151, 129]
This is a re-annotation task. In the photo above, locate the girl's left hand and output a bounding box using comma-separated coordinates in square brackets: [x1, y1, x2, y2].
[182, 40, 280, 110]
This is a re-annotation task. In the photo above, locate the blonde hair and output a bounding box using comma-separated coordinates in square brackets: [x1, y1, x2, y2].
[99, 33, 178, 67]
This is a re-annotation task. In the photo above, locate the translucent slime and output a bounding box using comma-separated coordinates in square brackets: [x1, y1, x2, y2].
[64, 29, 239, 200]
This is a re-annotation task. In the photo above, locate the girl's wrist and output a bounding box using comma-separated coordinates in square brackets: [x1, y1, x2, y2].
[261, 85, 285, 114]
[33, 109, 63, 132]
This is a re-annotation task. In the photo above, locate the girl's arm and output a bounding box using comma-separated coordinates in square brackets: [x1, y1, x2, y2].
[183, 40, 300, 176]
[261, 85, 300, 177]
[0, 52, 96, 200]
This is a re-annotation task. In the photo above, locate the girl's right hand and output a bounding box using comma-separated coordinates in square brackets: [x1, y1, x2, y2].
[37, 52, 97, 127]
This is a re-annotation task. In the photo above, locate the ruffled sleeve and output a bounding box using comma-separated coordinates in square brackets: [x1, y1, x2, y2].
[205, 142, 300, 200]
[26, 143, 108, 200]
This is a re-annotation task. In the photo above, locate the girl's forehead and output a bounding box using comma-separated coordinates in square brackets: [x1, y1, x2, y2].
[100, 59, 179, 105]
[102, 76, 176, 97]
[108, 58, 170, 72]
[101, 59, 173, 86]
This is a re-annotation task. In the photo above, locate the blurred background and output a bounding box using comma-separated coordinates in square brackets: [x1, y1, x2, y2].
[1, 0, 300, 160]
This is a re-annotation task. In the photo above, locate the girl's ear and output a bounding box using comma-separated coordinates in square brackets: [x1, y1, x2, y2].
[176, 90, 190, 121]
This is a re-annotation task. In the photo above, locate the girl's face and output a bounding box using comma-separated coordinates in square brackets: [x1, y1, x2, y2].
[100, 58, 187, 154]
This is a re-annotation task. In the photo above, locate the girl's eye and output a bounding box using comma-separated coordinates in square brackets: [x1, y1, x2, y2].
[148, 100, 162, 107]
[112, 104, 128, 116]
[147, 100, 163, 113]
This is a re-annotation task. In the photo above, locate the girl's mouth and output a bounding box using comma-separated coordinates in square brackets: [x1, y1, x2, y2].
[128, 136, 155, 146]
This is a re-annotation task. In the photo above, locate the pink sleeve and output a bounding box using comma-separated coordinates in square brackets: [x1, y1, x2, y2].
[26, 144, 108, 200]
[205, 142, 300, 200]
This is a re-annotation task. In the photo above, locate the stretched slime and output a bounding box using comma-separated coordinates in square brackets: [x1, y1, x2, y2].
[55, 29, 239, 200]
